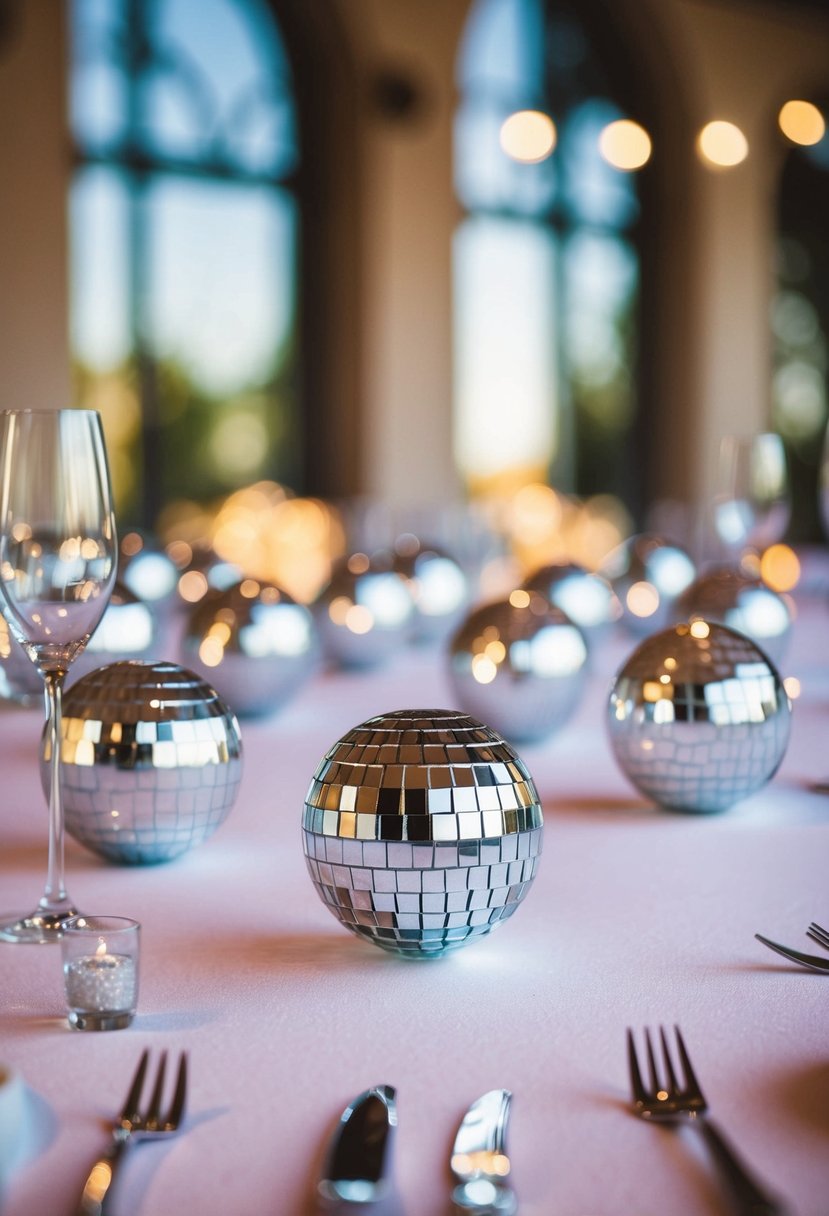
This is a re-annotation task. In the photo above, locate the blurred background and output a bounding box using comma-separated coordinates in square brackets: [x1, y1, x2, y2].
[0, 0, 827, 599]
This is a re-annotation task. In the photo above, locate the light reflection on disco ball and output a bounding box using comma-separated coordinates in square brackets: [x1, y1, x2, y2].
[182, 579, 318, 718]
[119, 530, 179, 607]
[302, 708, 543, 957]
[448, 591, 588, 743]
[314, 553, 414, 668]
[607, 621, 791, 813]
[0, 615, 41, 706]
[674, 566, 793, 664]
[523, 561, 617, 639]
[68, 581, 157, 686]
[43, 661, 243, 864]
[170, 543, 242, 608]
[601, 534, 696, 635]
[392, 535, 469, 643]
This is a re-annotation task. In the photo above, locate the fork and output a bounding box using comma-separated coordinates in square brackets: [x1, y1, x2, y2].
[627, 1026, 789, 1216]
[755, 919, 829, 973]
[75, 1048, 188, 1216]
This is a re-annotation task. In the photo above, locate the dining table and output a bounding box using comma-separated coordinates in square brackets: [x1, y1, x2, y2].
[0, 559, 827, 1216]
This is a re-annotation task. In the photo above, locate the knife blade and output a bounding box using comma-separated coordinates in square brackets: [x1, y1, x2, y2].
[450, 1089, 518, 1214]
[318, 1084, 399, 1210]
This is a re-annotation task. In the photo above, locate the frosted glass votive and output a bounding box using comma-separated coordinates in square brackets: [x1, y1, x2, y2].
[61, 916, 140, 1031]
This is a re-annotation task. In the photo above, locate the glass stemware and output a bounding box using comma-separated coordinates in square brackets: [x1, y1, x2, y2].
[0, 410, 117, 943]
[713, 432, 790, 560]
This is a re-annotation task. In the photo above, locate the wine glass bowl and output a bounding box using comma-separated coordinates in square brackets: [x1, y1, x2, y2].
[0, 409, 116, 943]
[713, 432, 790, 557]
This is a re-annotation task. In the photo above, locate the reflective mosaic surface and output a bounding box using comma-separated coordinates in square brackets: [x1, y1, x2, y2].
[608, 621, 791, 813]
[448, 593, 587, 743]
[302, 708, 543, 957]
[45, 661, 243, 863]
[314, 554, 414, 669]
[523, 561, 617, 637]
[674, 566, 792, 663]
[601, 533, 696, 635]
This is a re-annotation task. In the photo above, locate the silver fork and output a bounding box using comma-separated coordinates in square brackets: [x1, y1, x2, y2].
[75, 1048, 188, 1216]
[755, 919, 829, 973]
[627, 1026, 789, 1216]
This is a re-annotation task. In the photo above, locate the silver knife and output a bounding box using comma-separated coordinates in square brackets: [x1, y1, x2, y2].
[450, 1089, 518, 1215]
[318, 1084, 400, 1212]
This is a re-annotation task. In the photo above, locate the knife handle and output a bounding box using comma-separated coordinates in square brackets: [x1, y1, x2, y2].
[74, 1140, 129, 1216]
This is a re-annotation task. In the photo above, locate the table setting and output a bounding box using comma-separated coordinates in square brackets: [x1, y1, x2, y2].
[0, 409, 828, 1215]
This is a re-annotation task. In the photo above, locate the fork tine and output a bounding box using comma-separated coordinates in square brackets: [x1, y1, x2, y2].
[807, 922, 829, 951]
[119, 1048, 150, 1126]
[144, 1051, 168, 1129]
[164, 1052, 188, 1131]
[626, 1029, 647, 1102]
[659, 1027, 680, 1095]
[673, 1025, 706, 1102]
[644, 1027, 661, 1095]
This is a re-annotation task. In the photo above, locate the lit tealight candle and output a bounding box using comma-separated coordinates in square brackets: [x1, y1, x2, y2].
[61, 916, 140, 1031]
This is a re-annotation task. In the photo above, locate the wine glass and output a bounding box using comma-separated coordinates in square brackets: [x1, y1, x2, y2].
[0, 410, 117, 943]
[713, 432, 790, 561]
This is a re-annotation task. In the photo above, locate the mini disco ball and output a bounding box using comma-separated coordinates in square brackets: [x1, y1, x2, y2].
[447, 592, 588, 743]
[523, 561, 617, 639]
[181, 579, 318, 718]
[314, 553, 414, 668]
[68, 581, 157, 686]
[674, 566, 792, 664]
[44, 661, 243, 864]
[601, 534, 696, 635]
[392, 535, 469, 643]
[302, 708, 543, 958]
[607, 621, 791, 813]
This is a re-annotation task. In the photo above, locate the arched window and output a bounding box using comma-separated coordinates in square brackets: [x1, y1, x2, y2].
[772, 102, 829, 542]
[454, 0, 651, 518]
[70, 0, 300, 527]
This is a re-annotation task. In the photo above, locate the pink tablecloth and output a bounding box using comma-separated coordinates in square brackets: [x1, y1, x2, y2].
[1, 594, 828, 1216]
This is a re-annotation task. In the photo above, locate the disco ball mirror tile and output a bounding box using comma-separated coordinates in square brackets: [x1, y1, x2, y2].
[302, 709, 543, 957]
[44, 661, 243, 863]
[607, 621, 791, 813]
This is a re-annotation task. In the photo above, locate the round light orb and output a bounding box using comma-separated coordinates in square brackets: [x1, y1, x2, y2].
[448, 592, 588, 743]
[181, 579, 318, 718]
[0, 615, 41, 706]
[302, 708, 543, 958]
[44, 661, 243, 864]
[314, 553, 415, 669]
[674, 566, 792, 664]
[523, 561, 617, 639]
[173, 544, 242, 608]
[601, 534, 696, 635]
[68, 581, 157, 686]
[392, 535, 469, 643]
[607, 621, 791, 813]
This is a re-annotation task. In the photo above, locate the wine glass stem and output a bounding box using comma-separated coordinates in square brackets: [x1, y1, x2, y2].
[41, 670, 69, 913]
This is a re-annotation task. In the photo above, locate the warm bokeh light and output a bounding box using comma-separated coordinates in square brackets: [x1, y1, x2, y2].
[626, 581, 660, 619]
[783, 676, 800, 700]
[500, 110, 557, 163]
[697, 121, 749, 168]
[599, 119, 652, 170]
[760, 543, 801, 593]
[778, 100, 825, 147]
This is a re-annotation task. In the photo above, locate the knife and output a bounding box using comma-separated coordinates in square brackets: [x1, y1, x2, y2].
[450, 1089, 518, 1215]
[318, 1085, 400, 1212]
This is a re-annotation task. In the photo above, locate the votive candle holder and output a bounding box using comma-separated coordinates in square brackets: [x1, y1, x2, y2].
[61, 916, 140, 1031]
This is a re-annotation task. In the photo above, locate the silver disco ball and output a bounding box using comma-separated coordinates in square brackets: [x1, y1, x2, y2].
[44, 661, 243, 864]
[447, 592, 588, 743]
[607, 621, 791, 813]
[392, 535, 469, 643]
[0, 615, 42, 706]
[68, 581, 157, 686]
[523, 561, 617, 639]
[674, 566, 792, 664]
[601, 534, 696, 635]
[118, 530, 179, 608]
[314, 553, 414, 668]
[302, 708, 543, 958]
[181, 579, 318, 718]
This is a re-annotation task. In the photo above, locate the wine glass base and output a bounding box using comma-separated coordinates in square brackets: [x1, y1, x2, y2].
[0, 905, 80, 944]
